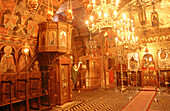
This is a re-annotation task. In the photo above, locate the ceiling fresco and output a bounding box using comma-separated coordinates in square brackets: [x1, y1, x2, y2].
[0, 0, 169, 42]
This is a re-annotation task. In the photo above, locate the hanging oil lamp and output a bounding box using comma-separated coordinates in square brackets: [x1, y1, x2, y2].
[46, 0, 53, 23]
[46, 10, 54, 23]
[66, 9, 74, 22]
[65, 0, 74, 22]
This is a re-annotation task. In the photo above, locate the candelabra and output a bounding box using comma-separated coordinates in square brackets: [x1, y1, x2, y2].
[154, 71, 159, 102]
[115, 13, 139, 92]
[114, 71, 119, 92]
[86, 31, 97, 56]
[157, 70, 161, 94]
[22, 41, 30, 111]
[127, 71, 132, 100]
[135, 69, 139, 92]
[116, 45, 127, 92]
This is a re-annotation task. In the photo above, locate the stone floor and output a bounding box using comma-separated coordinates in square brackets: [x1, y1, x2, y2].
[52, 87, 170, 111]
[149, 89, 170, 111]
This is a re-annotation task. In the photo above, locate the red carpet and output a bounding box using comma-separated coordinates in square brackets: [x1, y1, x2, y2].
[121, 91, 155, 111]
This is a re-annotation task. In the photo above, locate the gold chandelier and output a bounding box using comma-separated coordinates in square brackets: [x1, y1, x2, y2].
[84, 0, 119, 33]
[115, 13, 138, 50]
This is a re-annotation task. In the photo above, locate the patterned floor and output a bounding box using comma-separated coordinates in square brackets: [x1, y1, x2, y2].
[51, 87, 170, 111]
[149, 92, 170, 111]
[52, 88, 139, 111]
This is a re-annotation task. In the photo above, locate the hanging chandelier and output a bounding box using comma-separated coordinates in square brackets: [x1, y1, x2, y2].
[46, 11, 54, 23]
[46, 0, 54, 23]
[115, 13, 138, 50]
[84, 0, 119, 33]
[28, 0, 38, 13]
[64, 0, 74, 23]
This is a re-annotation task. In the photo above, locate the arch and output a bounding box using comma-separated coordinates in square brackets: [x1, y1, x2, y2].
[0, 45, 17, 72]
[142, 53, 154, 68]
[0, 44, 18, 60]
[0, 44, 17, 53]
[143, 53, 153, 61]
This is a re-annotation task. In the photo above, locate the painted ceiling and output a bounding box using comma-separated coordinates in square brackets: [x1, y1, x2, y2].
[0, 0, 169, 44]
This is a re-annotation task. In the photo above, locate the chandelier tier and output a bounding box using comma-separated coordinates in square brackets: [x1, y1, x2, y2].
[84, 0, 119, 33]
[115, 13, 138, 50]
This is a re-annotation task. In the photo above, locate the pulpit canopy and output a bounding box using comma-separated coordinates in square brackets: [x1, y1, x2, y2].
[38, 22, 73, 54]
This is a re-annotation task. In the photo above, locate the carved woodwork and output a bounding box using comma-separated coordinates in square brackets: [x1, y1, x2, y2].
[116, 70, 128, 86]
[141, 53, 158, 87]
[37, 21, 73, 106]
[79, 56, 101, 89]
[55, 55, 72, 105]
[2, 73, 17, 102]
[141, 27, 170, 38]
[158, 70, 170, 87]
[38, 22, 72, 53]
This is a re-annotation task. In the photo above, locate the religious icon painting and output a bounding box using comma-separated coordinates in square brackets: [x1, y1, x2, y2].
[59, 31, 67, 47]
[127, 52, 140, 71]
[30, 23, 39, 37]
[9, 13, 19, 30]
[26, 18, 33, 35]
[2, 10, 12, 28]
[49, 30, 56, 45]
[151, 11, 159, 27]
[41, 31, 46, 46]
[61, 65, 68, 88]
[158, 49, 170, 68]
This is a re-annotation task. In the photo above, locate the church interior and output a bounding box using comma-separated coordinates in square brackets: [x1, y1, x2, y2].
[0, 0, 170, 110]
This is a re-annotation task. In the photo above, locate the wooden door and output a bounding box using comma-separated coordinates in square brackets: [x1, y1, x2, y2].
[56, 56, 72, 105]
[60, 65, 69, 101]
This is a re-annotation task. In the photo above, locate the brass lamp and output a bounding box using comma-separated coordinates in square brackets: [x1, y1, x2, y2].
[23, 41, 30, 56]
[46, 11, 54, 23]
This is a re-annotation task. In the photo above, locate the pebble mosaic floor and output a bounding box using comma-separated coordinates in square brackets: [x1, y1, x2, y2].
[51, 87, 170, 111]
